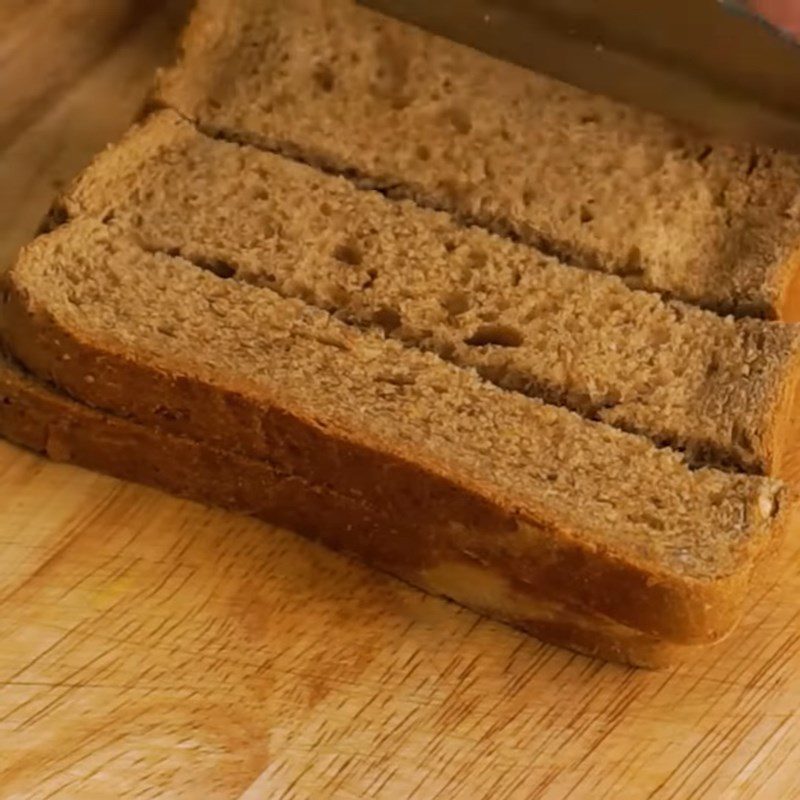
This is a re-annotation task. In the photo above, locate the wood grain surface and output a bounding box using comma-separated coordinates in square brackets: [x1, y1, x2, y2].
[1, 3, 800, 798]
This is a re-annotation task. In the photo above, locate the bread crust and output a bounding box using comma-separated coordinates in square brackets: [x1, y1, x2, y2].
[2, 264, 787, 647]
[0, 352, 690, 668]
[776, 247, 800, 323]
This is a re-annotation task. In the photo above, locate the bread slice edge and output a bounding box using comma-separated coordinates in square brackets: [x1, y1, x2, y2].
[0, 349, 697, 668]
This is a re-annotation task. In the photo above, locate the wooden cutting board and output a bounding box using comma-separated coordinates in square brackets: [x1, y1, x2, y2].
[1, 4, 799, 797]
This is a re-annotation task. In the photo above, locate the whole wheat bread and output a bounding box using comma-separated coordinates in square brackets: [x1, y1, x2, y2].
[53, 112, 800, 477]
[1, 219, 788, 647]
[0, 350, 699, 667]
[155, 0, 800, 318]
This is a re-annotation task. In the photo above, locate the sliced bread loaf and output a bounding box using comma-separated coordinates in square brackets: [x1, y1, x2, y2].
[1, 219, 788, 646]
[54, 112, 800, 477]
[0, 351, 692, 667]
[155, 0, 800, 318]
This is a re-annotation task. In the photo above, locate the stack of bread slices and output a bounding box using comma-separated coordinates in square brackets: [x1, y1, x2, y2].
[3, 0, 800, 666]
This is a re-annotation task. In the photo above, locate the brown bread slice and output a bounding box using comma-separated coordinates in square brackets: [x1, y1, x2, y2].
[0, 351, 691, 668]
[56, 112, 800, 477]
[0, 219, 789, 647]
[154, 0, 800, 318]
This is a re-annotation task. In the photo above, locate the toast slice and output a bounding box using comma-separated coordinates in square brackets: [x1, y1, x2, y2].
[52, 112, 800, 477]
[1, 219, 788, 649]
[155, 0, 800, 318]
[0, 350, 697, 668]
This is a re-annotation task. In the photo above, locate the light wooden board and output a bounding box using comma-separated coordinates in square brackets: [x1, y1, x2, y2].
[1, 3, 800, 798]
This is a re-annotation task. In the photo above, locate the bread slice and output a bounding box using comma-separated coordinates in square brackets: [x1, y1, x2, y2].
[0, 350, 701, 668]
[154, 0, 800, 318]
[1, 218, 789, 648]
[53, 112, 800, 477]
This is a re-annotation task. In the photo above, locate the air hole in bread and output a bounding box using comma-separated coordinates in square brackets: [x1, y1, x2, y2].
[444, 107, 472, 135]
[416, 144, 431, 161]
[38, 203, 69, 235]
[521, 306, 542, 324]
[479, 359, 510, 387]
[746, 152, 759, 176]
[468, 249, 487, 269]
[195, 257, 236, 280]
[579, 205, 594, 224]
[362, 268, 378, 289]
[465, 324, 524, 348]
[436, 340, 456, 359]
[373, 306, 402, 333]
[376, 371, 416, 387]
[390, 95, 413, 110]
[440, 291, 470, 316]
[628, 512, 665, 531]
[623, 275, 648, 291]
[156, 322, 177, 338]
[696, 145, 713, 164]
[328, 284, 352, 308]
[333, 242, 363, 267]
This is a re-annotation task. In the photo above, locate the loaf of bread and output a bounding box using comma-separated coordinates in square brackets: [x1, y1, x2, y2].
[3, 0, 799, 667]
[52, 112, 800, 478]
[1, 219, 789, 656]
[155, 0, 800, 318]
